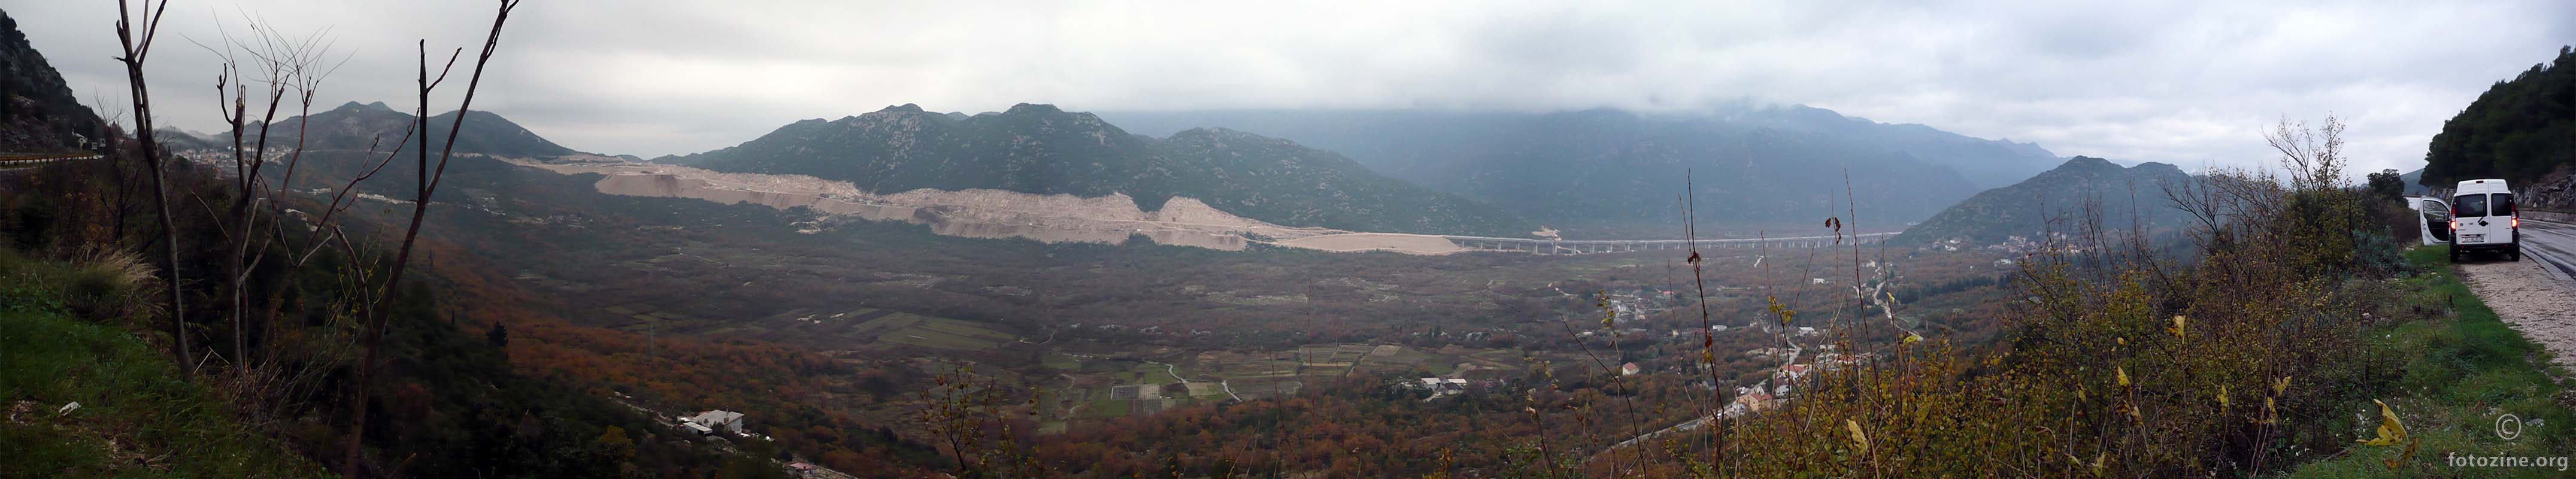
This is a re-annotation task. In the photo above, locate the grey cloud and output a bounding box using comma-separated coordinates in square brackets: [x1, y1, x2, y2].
[7, 0, 2571, 177]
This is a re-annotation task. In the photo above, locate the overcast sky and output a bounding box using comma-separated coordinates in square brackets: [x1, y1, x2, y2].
[11, 1, 2573, 176]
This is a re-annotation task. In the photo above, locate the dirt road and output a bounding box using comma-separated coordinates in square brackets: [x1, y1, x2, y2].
[2456, 219, 2576, 371]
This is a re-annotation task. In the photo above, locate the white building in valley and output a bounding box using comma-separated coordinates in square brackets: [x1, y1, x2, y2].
[684, 410, 745, 436]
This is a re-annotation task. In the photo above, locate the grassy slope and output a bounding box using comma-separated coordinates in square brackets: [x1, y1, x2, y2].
[2287, 245, 2576, 477]
[0, 253, 326, 478]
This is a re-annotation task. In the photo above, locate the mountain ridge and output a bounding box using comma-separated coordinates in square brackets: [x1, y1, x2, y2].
[1093, 108, 2034, 236]
[251, 101, 581, 158]
[1098, 105, 2062, 189]
[658, 103, 1536, 236]
[1892, 156, 2196, 245]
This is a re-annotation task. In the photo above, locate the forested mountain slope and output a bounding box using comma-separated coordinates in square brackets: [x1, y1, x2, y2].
[0, 11, 101, 151]
[2420, 46, 2576, 186]
[1893, 156, 2196, 245]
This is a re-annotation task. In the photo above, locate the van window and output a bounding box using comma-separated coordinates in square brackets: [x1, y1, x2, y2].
[2497, 193, 2516, 216]
[2455, 194, 2489, 218]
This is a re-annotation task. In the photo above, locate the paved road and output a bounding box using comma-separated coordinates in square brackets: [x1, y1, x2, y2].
[2510, 219, 2576, 281]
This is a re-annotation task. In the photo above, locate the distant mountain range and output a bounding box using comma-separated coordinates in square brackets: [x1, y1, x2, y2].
[1709, 105, 2063, 188]
[219, 99, 2089, 240]
[656, 104, 1534, 236]
[1102, 108, 2041, 234]
[1101, 105, 2062, 190]
[1892, 156, 2196, 245]
[143, 101, 589, 201]
[257, 101, 581, 157]
[2399, 168, 2432, 195]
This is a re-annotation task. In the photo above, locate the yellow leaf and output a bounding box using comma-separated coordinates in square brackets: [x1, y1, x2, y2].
[2262, 397, 2278, 425]
[2273, 375, 2292, 395]
[1902, 334, 1922, 345]
[2168, 315, 2187, 339]
[1766, 296, 1798, 325]
[2217, 386, 2230, 408]
[2357, 399, 2409, 446]
[2116, 367, 2130, 387]
[1845, 419, 1871, 454]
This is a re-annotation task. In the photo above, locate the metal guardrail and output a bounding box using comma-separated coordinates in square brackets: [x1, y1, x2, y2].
[1442, 231, 1899, 254]
[0, 151, 105, 167]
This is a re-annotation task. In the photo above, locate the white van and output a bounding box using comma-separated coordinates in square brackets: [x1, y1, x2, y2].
[2440, 178, 2518, 262]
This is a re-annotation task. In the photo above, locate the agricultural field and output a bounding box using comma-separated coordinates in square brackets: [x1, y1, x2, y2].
[1036, 341, 1558, 431]
[843, 313, 1017, 351]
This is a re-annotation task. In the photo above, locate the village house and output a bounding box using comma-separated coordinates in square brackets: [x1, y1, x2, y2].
[683, 410, 745, 436]
[1728, 389, 1778, 416]
[1413, 377, 1469, 394]
[1812, 352, 1875, 372]
[1778, 363, 1811, 381]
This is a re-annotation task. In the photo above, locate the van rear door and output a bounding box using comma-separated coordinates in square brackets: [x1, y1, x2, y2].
[2451, 193, 2516, 245]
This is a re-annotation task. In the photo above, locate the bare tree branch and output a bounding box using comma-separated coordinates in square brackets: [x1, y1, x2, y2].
[343, 2, 521, 475]
[116, 0, 189, 366]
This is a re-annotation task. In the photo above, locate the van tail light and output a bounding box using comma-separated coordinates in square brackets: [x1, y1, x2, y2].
[2451, 220, 2460, 231]
[2513, 217, 2520, 228]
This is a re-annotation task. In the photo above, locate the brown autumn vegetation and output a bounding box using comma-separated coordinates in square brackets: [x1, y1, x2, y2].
[1592, 116, 2473, 477]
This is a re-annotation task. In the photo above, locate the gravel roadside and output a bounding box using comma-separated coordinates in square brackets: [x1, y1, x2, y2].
[2457, 257, 2576, 372]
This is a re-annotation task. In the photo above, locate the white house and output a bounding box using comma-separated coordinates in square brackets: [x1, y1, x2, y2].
[685, 410, 745, 435]
[1414, 377, 1469, 394]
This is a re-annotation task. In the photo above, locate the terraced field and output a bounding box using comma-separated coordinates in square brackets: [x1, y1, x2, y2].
[850, 313, 1017, 351]
[659, 304, 1028, 352]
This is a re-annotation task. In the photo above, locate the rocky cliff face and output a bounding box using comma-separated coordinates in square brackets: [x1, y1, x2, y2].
[2511, 167, 2576, 213]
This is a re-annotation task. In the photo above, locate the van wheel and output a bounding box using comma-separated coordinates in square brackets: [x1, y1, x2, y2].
[2451, 250, 2462, 263]
[2511, 248, 2522, 262]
